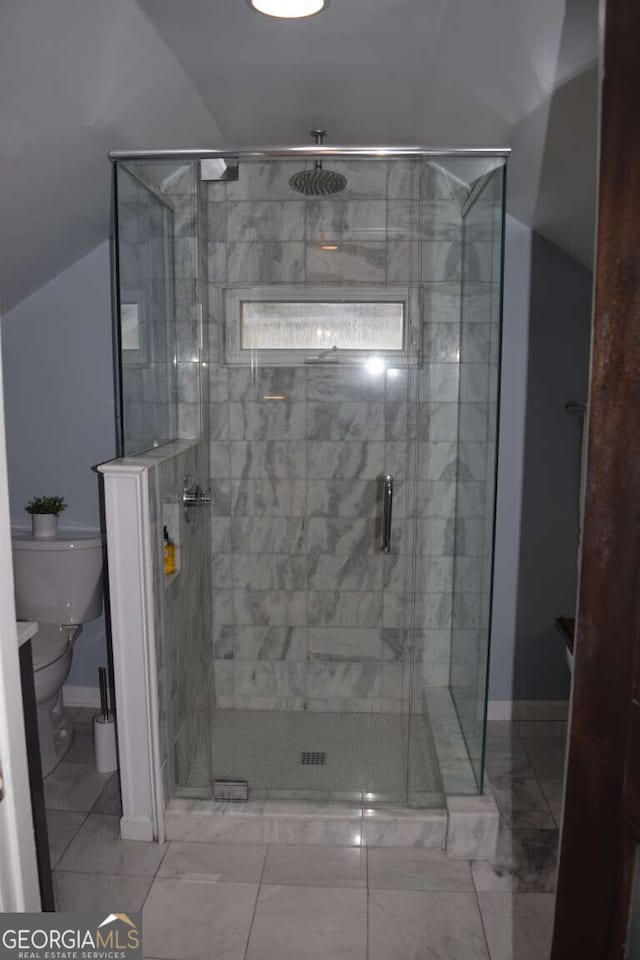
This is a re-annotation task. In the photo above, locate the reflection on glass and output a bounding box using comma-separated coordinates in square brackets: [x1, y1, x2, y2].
[116, 164, 178, 456]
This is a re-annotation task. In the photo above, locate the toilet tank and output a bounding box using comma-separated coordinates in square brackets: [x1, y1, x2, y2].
[12, 532, 104, 624]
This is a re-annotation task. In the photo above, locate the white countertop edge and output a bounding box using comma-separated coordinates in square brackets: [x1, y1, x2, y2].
[16, 621, 38, 648]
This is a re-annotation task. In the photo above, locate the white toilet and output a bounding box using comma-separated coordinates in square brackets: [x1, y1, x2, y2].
[12, 532, 104, 777]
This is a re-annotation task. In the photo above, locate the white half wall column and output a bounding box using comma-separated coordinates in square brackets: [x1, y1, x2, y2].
[98, 461, 164, 842]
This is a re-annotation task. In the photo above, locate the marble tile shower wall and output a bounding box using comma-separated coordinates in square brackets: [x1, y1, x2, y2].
[203, 159, 477, 713]
[147, 441, 213, 802]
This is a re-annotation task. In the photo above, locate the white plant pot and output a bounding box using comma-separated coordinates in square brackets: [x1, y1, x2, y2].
[32, 514, 58, 539]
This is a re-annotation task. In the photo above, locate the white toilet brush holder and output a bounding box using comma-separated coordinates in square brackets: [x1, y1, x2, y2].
[94, 666, 117, 773]
[93, 712, 118, 773]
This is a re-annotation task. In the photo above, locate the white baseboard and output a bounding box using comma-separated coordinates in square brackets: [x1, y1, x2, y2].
[120, 815, 155, 842]
[488, 700, 569, 721]
[63, 684, 100, 709]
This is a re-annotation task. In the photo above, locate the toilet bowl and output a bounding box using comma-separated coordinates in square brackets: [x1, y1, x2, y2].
[31, 623, 81, 776]
[12, 531, 103, 776]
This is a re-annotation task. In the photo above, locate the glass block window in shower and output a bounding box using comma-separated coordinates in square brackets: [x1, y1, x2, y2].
[225, 285, 410, 364]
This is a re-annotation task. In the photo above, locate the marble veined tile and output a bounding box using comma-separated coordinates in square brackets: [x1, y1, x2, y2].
[44, 763, 111, 813]
[234, 661, 306, 698]
[423, 321, 461, 362]
[227, 241, 305, 283]
[231, 480, 306, 516]
[234, 589, 307, 626]
[57, 814, 167, 875]
[47, 811, 86, 868]
[478, 892, 555, 960]
[306, 199, 386, 242]
[229, 401, 306, 440]
[307, 366, 386, 403]
[423, 282, 463, 324]
[538, 779, 564, 827]
[306, 662, 383, 699]
[227, 200, 305, 242]
[262, 844, 366, 888]
[246, 885, 367, 960]
[307, 402, 385, 441]
[307, 441, 384, 479]
[521, 737, 567, 780]
[471, 827, 559, 892]
[485, 734, 533, 780]
[490, 778, 556, 830]
[322, 159, 389, 199]
[231, 516, 305, 553]
[307, 590, 382, 627]
[368, 846, 473, 891]
[307, 242, 386, 283]
[306, 518, 376, 556]
[53, 871, 152, 913]
[225, 160, 301, 200]
[308, 627, 382, 661]
[419, 401, 460, 441]
[234, 626, 307, 661]
[306, 480, 379, 518]
[386, 200, 419, 240]
[419, 363, 460, 402]
[230, 440, 306, 479]
[387, 160, 419, 199]
[143, 877, 258, 960]
[421, 199, 462, 241]
[308, 554, 383, 592]
[421, 239, 463, 282]
[233, 553, 307, 590]
[362, 807, 447, 848]
[446, 795, 499, 860]
[368, 890, 489, 960]
[228, 367, 306, 402]
[159, 841, 266, 882]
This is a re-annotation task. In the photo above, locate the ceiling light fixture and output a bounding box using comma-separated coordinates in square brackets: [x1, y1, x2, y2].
[248, 0, 327, 19]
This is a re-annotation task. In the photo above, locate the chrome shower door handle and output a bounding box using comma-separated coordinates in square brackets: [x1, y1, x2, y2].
[381, 474, 393, 554]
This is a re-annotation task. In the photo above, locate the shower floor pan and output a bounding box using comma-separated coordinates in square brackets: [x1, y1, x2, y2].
[185, 709, 443, 805]
[165, 710, 499, 855]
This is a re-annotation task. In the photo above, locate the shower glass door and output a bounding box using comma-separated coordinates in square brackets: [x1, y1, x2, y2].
[202, 156, 441, 805]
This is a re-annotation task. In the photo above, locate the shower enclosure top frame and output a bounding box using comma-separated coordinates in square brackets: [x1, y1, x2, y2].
[109, 145, 511, 162]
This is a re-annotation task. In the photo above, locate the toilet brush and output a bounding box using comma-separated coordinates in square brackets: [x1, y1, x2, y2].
[93, 667, 118, 773]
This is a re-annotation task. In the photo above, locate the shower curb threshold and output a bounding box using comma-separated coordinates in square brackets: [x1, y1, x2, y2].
[163, 794, 499, 859]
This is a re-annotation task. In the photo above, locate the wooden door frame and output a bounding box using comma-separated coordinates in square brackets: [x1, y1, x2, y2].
[552, 0, 640, 954]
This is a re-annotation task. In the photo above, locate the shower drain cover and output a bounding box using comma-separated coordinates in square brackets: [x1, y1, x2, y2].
[301, 752, 327, 765]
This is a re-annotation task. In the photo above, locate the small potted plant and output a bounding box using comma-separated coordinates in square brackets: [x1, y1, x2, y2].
[25, 495, 67, 539]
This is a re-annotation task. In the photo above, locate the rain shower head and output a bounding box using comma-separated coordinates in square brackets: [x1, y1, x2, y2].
[289, 130, 347, 196]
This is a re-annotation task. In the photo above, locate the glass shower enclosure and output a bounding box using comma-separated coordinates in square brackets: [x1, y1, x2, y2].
[111, 147, 507, 810]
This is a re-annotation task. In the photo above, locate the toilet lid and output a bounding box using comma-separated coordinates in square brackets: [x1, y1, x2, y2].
[31, 624, 74, 670]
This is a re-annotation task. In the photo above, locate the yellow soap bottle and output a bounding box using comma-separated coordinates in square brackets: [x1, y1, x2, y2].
[163, 526, 176, 575]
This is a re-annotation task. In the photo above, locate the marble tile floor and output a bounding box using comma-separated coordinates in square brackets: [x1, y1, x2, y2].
[45, 716, 564, 958]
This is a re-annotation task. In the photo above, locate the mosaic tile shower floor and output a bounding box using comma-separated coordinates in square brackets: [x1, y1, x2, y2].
[183, 709, 444, 806]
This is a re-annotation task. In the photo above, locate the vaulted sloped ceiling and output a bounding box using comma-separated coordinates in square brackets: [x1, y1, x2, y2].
[0, 0, 598, 311]
[0, 0, 223, 312]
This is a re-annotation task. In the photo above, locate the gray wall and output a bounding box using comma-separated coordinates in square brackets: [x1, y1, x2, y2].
[1, 242, 116, 685]
[489, 217, 593, 702]
[513, 231, 592, 700]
